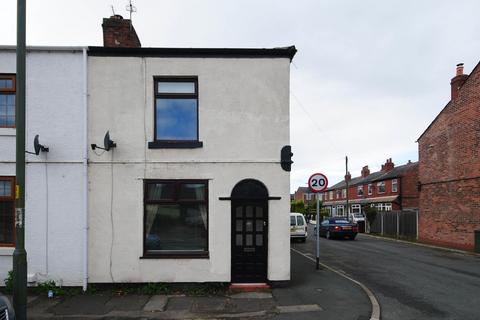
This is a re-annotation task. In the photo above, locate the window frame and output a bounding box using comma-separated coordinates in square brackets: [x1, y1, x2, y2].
[342, 188, 346, 198]
[368, 184, 372, 195]
[142, 179, 209, 259]
[357, 185, 364, 196]
[377, 181, 386, 194]
[392, 179, 398, 193]
[0, 176, 15, 247]
[0, 74, 16, 129]
[149, 76, 203, 149]
[336, 190, 341, 199]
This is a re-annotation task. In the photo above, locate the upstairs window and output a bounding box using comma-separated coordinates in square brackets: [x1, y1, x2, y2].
[0, 177, 15, 246]
[0, 75, 15, 128]
[377, 181, 386, 194]
[357, 185, 364, 196]
[329, 191, 333, 200]
[149, 77, 202, 149]
[392, 179, 398, 193]
[342, 189, 346, 198]
[336, 190, 341, 199]
[368, 184, 372, 195]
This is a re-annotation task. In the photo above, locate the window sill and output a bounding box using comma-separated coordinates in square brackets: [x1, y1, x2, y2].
[140, 252, 209, 259]
[0, 128, 16, 136]
[148, 141, 203, 149]
[0, 247, 15, 256]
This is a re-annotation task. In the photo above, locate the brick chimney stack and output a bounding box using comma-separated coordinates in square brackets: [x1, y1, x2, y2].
[102, 15, 141, 48]
[450, 63, 468, 100]
[345, 171, 352, 182]
[381, 158, 394, 172]
[361, 166, 370, 178]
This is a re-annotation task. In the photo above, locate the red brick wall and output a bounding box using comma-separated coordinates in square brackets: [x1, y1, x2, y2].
[418, 62, 480, 251]
[401, 164, 419, 209]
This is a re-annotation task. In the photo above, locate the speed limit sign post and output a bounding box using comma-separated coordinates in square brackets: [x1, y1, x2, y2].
[308, 173, 328, 270]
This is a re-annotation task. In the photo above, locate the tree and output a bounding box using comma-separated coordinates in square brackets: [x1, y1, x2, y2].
[290, 200, 306, 214]
[364, 205, 378, 231]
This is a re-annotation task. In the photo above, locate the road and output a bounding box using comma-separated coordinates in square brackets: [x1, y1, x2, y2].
[291, 224, 480, 320]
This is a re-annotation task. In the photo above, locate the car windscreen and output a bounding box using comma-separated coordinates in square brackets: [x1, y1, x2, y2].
[354, 213, 364, 217]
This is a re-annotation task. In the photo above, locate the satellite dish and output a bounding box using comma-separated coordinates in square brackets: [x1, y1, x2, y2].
[33, 135, 49, 155]
[104, 131, 116, 151]
[91, 130, 116, 151]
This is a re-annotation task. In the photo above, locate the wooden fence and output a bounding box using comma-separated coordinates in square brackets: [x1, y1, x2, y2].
[367, 210, 418, 240]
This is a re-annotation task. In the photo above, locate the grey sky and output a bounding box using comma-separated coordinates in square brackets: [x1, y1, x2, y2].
[1, 0, 479, 192]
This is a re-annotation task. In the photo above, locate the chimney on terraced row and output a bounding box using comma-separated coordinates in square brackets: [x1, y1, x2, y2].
[102, 15, 141, 48]
[361, 166, 370, 178]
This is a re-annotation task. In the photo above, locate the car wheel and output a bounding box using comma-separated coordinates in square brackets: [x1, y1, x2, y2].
[326, 231, 331, 239]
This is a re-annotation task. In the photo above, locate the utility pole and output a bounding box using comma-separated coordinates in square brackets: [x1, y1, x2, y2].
[13, 0, 27, 319]
[345, 156, 350, 220]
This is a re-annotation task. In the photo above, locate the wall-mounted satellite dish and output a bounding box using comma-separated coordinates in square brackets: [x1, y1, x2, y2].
[91, 131, 117, 151]
[26, 135, 49, 155]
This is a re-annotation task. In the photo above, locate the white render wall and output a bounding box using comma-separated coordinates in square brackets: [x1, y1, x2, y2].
[88, 56, 291, 282]
[0, 48, 86, 286]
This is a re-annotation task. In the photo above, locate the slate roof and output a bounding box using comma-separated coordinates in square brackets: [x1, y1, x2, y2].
[326, 161, 418, 191]
[295, 186, 311, 193]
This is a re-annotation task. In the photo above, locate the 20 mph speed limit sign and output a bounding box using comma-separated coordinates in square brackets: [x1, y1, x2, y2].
[308, 173, 328, 193]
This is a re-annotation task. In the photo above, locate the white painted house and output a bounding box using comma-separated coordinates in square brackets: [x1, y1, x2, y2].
[0, 47, 88, 287]
[87, 16, 296, 284]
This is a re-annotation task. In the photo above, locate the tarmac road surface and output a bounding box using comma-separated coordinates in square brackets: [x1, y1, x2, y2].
[292, 224, 480, 320]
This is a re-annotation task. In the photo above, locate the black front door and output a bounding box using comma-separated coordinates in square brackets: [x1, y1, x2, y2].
[231, 201, 268, 283]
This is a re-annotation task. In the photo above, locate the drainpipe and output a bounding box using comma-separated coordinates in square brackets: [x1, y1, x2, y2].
[82, 47, 88, 291]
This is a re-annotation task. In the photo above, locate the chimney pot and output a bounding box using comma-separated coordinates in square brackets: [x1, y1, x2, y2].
[451, 63, 468, 100]
[456, 63, 464, 76]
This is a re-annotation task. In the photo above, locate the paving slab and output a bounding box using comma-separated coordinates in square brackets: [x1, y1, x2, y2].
[191, 296, 227, 312]
[165, 296, 194, 311]
[227, 298, 276, 313]
[49, 294, 112, 315]
[106, 294, 150, 311]
[143, 295, 168, 312]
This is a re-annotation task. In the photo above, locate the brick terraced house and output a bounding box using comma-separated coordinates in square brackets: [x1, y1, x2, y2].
[322, 159, 419, 217]
[417, 62, 480, 251]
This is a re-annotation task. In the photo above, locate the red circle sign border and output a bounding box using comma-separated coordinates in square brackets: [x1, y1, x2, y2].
[308, 173, 329, 193]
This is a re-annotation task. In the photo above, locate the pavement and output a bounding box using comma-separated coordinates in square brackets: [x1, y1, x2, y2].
[15, 238, 373, 320]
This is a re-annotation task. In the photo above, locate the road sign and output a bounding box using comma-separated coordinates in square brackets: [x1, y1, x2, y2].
[308, 173, 328, 193]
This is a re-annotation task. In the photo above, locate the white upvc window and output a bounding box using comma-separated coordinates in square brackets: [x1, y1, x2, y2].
[329, 191, 334, 200]
[337, 205, 345, 216]
[342, 188, 346, 198]
[368, 184, 372, 195]
[351, 204, 361, 213]
[357, 185, 364, 196]
[336, 190, 341, 199]
[385, 203, 392, 211]
[377, 181, 386, 194]
[392, 179, 398, 193]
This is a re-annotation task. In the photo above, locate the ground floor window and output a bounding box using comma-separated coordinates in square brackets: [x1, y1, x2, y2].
[0, 177, 15, 246]
[143, 180, 208, 258]
[336, 205, 344, 216]
[351, 204, 361, 214]
[375, 203, 392, 211]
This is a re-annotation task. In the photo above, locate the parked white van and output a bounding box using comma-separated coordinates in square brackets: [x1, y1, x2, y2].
[290, 212, 308, 242]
